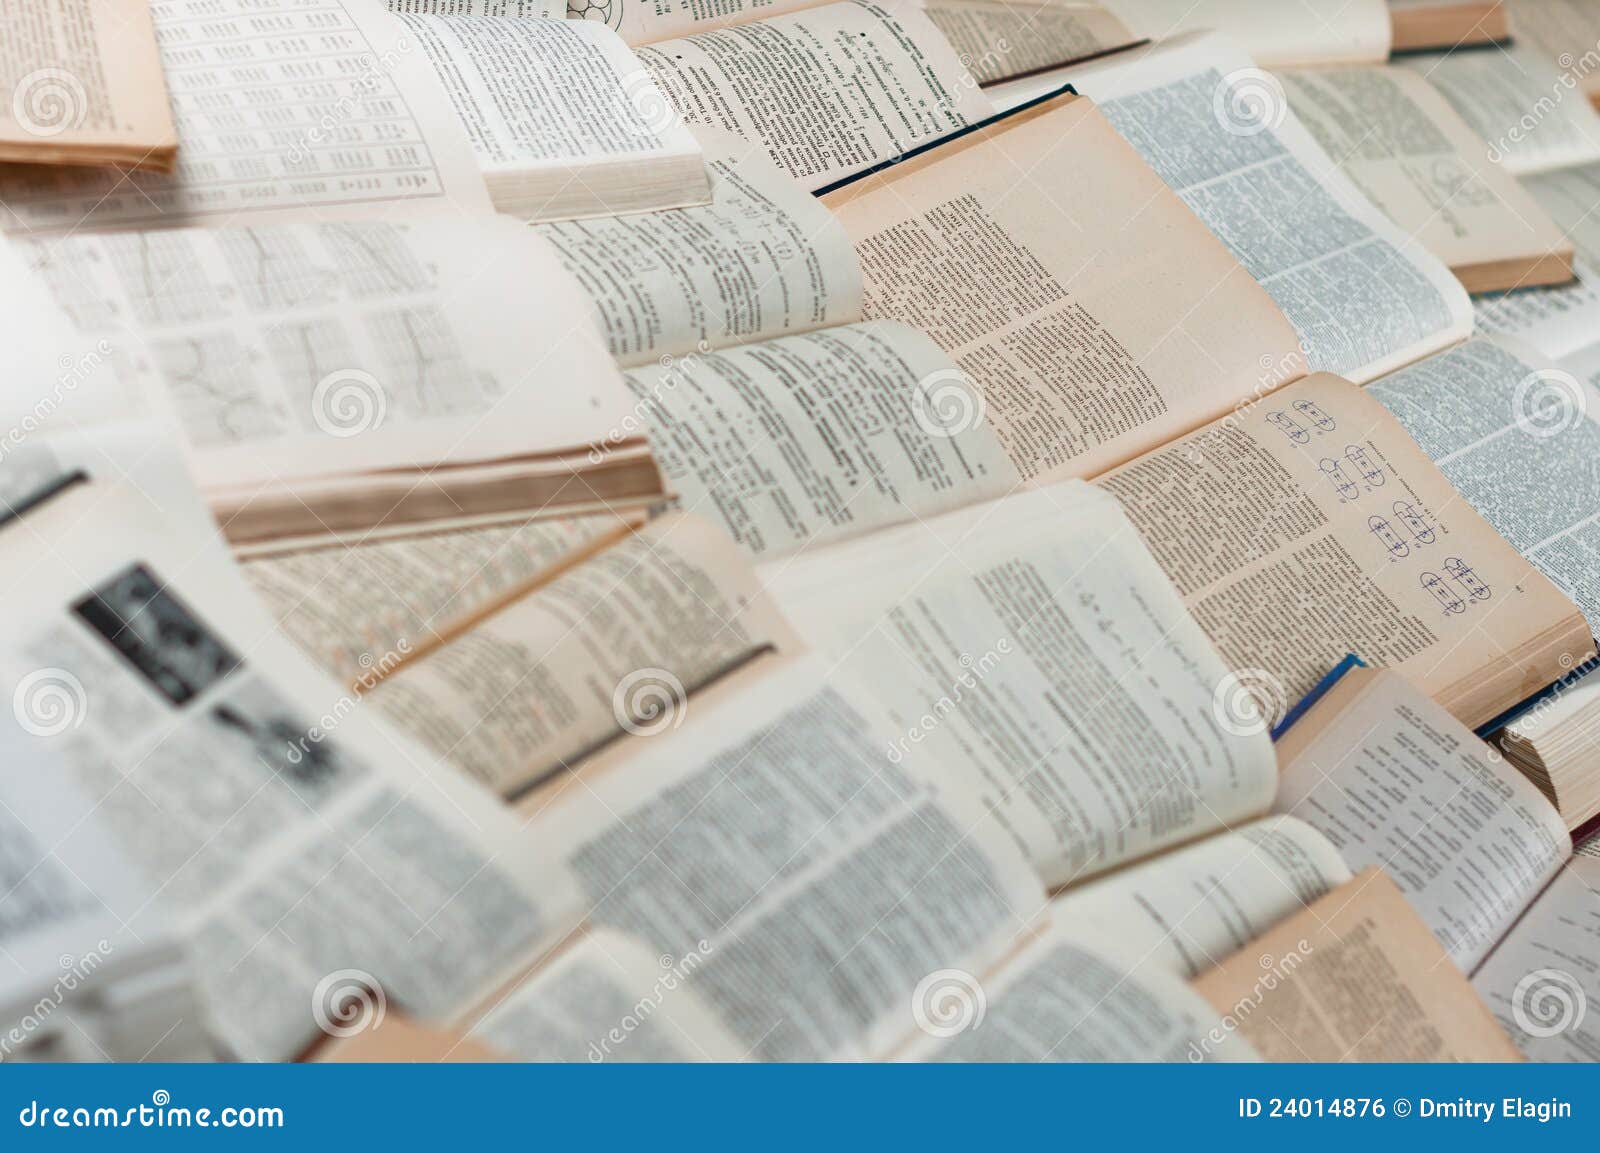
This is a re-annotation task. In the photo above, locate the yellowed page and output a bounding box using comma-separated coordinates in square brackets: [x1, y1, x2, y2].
[1193, 870, 1523, 1061]
[0, 0, 176, 169]
[822, 93, 1303, 485]
[365, 513, 800, 798]
[242, 512, 635, 685]
[1283, 65, 1571, 292]
[1094, 374, 1592, 729]
[921, 2, 1139, 84]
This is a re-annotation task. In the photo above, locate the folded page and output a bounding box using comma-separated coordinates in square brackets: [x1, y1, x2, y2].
[536, 126, 863, 367]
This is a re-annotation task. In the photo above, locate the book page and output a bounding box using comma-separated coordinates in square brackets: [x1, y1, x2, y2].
[1368, 335, 1600, 634]
[0, 744, 197, 1061]
[537, 127, 863, 367]
[1473, 853, 1600, 1059]
[1275, 667, 1570, 972]
[1504, 0, 1600, 105]
[0, 0, 177, 168]
[637, 1, 993, 192]
[242, 513, 634, 685]
[0, 0, 494, 235]
[620, 320, 1020, 557]
[529, 656, 1048, 1060]
[1282, 65, 1571, 290]
[468, 930, 746, 1061]
[1094, 374, 1593, 729]
[1395, 42, 1600, 175]
[921, 2, 1139, 85]
[393, 13, 711, 214]
[12, 217, 635, 493]
[571, 0, 830, 44]
[764, 481, 1279, 887]
[1473, 163, 1600, 363]
[822, 93, 1303, 485]
[899, 927, 1257, 1061]
[1100, 0, 1391, 65]
[366, 514, 797, 798]
[1067, 34, 1472, 382]
[1195, 870, 1523, 1060]
[0, 482, 582, 1061]
[1050, 816, 1352, 979]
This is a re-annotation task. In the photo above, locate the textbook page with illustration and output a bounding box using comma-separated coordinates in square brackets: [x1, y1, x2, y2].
[0, 478, 586, 1061]
[11, 215, 662, 543]
[0, 0, 495, 235]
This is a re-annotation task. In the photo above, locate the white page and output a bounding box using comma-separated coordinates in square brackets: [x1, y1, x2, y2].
[0, 481, 581, 1059]
[1368, 334, 1600, 633]
[393, 14, 709, 210]
[1473, 854, 1600, 1059]
[10, 216, 633, 490]
[1275, 673, 1570, 973]
[1050, 816, 1352, 979]
[532, 655, 1047, 1060]
[1396, 42, 1600, 176]
[1101, 0, 1390, 66]
[637, 0, 993, 192]
[536, 126, 864, 366]
[763, 481, 1279, 887]
[0, 0, 493, 235]
[1060, 33, 1473, 382]
[623, 319, 1021, 557]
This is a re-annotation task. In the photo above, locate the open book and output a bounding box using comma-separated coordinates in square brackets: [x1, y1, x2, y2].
[0, 455, 596, 1061]
[1394, 40, 1600, 176]
[388, 13, 712, 219]
[7, 215, 664, 544]
[1193, 870, 1524, 1061]
[1281, 64, 1573, 293]
[328, 654, 1259, 1062]
[0, 0, 498, 235]
[1366, 334, 1600, 818]
[0, 0, 177, 171]
[1268, 664, 1599, 1060]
